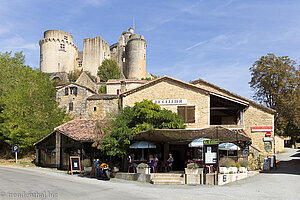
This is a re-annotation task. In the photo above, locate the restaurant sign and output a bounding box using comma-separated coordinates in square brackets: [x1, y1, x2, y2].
[153, 99, 187, 105]
[203, 139, 219, 145]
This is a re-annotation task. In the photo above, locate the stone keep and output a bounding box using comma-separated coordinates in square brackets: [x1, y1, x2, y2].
[40, 28, 147, 80]
[39, 30, 78, 74]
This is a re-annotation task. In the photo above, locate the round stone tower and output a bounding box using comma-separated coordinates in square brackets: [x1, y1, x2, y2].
[39, 30, 78, 74]
[124, 34, 147, 79]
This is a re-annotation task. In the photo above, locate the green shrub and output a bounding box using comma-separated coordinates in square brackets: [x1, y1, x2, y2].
[220, 157, 234, 168]
[137, 163, 149, 169]
[239, 160, 249, 167]
[82, 159, 91, 167]
[187, 163, 200, 169]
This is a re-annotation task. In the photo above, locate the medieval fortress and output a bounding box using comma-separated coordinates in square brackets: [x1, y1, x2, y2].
[39, 27, 147, 80]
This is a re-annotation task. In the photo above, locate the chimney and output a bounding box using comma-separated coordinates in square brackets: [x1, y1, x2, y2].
[120, 81, 126, 93]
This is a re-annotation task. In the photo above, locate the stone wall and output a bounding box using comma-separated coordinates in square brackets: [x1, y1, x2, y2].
[56, 84, 94, 118]
[275, 136, 285, 153]
[122, 80, 210, 128]
[76, 72, 97, 92]
[243, 106, 274, 155]
[86, 98, 119, 119]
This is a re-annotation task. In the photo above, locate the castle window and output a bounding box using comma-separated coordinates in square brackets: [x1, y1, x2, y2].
[69, 87, 77, 96]
[177, 106, 195, 123]
[65, 88, 68, 96]
[64, 36, 68, 40]
[40, 54, 43, 62]
[122, 58, 125, 62]
[93, 107, 97, 111]
[78, 61, 82, 68]
[69, 102, 73, 111]
[59, 43, 65, 51]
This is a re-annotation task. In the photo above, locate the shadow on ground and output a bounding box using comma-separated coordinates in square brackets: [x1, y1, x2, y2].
[262, 150, 300, 175]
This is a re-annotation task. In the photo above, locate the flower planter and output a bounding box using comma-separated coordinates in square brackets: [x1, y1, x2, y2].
[229, 167, 238, 173]
[219, 167, 229, 174]
[239, 167, 247, 173]
[137, 167, 151, 174]
[185, 168, 203, 174]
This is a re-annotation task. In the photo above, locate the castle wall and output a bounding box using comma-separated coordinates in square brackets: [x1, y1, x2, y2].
[40, 30, 78, 74]
[82, 36, 111, 77]
[86, 98, 119, 119]
[124, 34, 147, 79]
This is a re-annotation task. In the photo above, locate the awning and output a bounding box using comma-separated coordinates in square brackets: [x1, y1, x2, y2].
[134, 126, 251, 145]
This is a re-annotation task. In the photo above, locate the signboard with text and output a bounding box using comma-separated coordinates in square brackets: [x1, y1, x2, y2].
[153, 99, 187, 105]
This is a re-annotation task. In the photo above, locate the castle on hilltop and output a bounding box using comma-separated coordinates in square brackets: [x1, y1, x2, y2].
[39, 27, 148, 81]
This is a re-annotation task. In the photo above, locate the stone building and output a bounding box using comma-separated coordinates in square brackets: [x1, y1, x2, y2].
[38, 75, 277, 170]
[39, 27, 148, 80]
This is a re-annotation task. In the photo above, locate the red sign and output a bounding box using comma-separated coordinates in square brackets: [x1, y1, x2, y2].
[266, 132, 272, 137]
[251, 126, 273, 132]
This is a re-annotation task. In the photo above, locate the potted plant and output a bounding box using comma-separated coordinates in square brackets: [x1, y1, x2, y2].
[185, 163, 202, 174]
[229, 162, 238, 173]
[219, 158, 233, 174]
[239, 160, 249, 173]
[137, 163, 151, 174]
[82, 159, 92, 172]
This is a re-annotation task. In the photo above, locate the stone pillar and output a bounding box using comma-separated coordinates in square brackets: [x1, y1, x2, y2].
[56, 132, 62, 169]
[163, 143, 169, 160]
[35, 147, 40, 165]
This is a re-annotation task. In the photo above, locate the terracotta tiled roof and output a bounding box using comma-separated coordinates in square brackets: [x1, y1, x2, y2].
[34, 119, 111, 145]
[54, 119, 98, 141]
[87, 94, 119, 100]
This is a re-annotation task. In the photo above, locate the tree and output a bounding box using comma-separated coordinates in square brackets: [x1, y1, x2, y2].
[97, 59, 122, 82]
[68, 69, 82, 82]
[99, 100, 186, 157]
[0, 52, 69, 152]
[249, 53, 300, 136]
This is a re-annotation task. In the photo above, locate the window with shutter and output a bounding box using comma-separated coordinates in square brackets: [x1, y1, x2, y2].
[69, 102, 73, 111]
[65, 88, 68, 95]
[177, 106, 195, 123]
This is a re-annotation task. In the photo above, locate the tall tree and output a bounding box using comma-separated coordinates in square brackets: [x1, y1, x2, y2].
[97, 100, 186, 157]
[249, 53, 300, 136]
[97, 59, 122, 82]
[0, 52, 68, 152]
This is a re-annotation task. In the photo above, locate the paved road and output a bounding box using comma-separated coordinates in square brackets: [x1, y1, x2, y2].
[0, 148, 299, 200]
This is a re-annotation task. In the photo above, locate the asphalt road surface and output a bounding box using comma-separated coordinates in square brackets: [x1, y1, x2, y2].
[0, 148, 299, 200]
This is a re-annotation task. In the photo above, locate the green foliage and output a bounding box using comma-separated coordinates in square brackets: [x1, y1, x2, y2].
[219, 157, 234, 168]
[186, 162, 200, 169]
[98, 85, 107, 94]
[101, 100, 186, 157]
[249, 54, 300, 136]
[0, 52, 68, 152]
[68, 69, 82, 82]
[239, 160, 249, 168]
[97, 59, 122, 82]
[82, 159, 91, 167]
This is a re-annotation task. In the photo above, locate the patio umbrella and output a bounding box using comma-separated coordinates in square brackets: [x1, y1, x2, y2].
[218, 143, 240, 151]
[188, 138, 211, 148]
[130, 141, 156, 160]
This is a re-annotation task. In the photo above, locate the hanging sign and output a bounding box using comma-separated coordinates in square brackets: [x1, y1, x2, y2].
[152, 99, 187, 105]
[203, 139, 219, 145]
[251, 126, 273, 132]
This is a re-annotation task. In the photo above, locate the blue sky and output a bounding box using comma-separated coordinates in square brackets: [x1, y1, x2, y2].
[1, 0, 300, 100]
